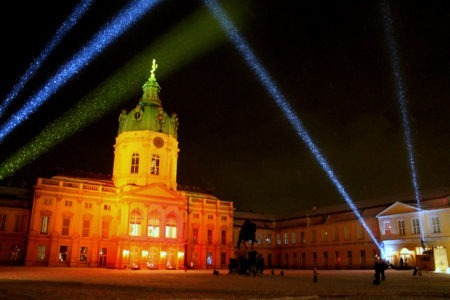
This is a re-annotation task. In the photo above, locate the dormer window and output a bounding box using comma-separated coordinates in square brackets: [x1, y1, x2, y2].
[151, 154, 160, 175]
[130, 153, 139, 174]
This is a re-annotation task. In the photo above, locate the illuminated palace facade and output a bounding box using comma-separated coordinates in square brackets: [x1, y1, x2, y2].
[233, 192, 450, 271]
[23, 61, 235, 269]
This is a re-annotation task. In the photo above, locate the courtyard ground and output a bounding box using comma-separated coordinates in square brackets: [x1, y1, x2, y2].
[0, 266, 449, 299]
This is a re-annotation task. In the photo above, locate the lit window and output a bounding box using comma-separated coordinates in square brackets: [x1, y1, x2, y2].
[431, 217, 440, 233]
[151, 154, 160, 175]
[412, 218, 420, 234]
[130, 153, 139, 174]
[129, 209, 142, 236]
[40, 216, 49, 234]
[37, 245, 46, 261]
[165, 214, 177, 239]
[265, 233, 272, 245]
[284, 232, 289, 245]
[80, 247, 88, 262]
[59, 246, 68, 262]
[148, 211, 160, 238]
[322, 230, 329, 242]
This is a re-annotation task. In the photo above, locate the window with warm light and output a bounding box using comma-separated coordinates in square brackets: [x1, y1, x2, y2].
[165, 214, 177, 239]
[148, 211, 160, 238]
[151, 154, 160, 175]
[384, 221, 391, 236]
[129, 209, 142, 236]
[40, 215, 49, 234]
[37, 245, 46, 261]
[130, 153, 139, 174]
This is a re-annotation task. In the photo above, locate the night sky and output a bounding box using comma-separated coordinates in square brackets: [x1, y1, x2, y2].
[0, 0, 449, 215]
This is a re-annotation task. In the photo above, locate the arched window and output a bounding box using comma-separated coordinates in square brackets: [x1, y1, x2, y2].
[165, 213, 177, 239]
[130, 153, 139, 174]
[129, 209, 142, 236]
[151, 154, 160, 175]
[147, 210, 160, 238]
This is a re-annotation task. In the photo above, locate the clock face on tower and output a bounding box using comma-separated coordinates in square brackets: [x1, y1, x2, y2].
[153, 137, 164, 148]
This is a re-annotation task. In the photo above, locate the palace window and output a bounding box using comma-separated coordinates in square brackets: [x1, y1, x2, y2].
[431, 217, 440, 233]
[102, 221, 109, 238]
[265, 233, 272, 245]
[82, 220, 90, 237]
[311, 230, 317, 243]
[0, 214, 7, 231]
[14, 215, 25, 232]
[64, 200, 72, 207]
[130, 153, 139, 174]
[292, 232, 297, 244]
[193, 228, 199, 244]
[148, 211, 160, 238]
[412, 218, 420, 235]
[356, 224, 364, 240]
[207, 229, 213, 245]
[129, 209, 142, 236]
[344, 225, 351, 240]
[85, 202, 92, 209]
[384, 221, 391, 236]
[37, 245, 46, 261]
[284, 232, 289, 245]
[332, 227, 339, 241]
[61, 217, 70, 236]
[150, 154, 160, 175]
[321, 230, 328, 242]
[40, 215, 49, 234]
[59, 246, 68, 262]
[165, 214, 177, 239]
[221, 230, 226, 245]
[398, 220, 406, 235]
[80, 247, 88, 262]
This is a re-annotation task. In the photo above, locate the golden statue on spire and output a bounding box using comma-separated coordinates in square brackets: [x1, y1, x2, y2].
[150, 59, 158, 79]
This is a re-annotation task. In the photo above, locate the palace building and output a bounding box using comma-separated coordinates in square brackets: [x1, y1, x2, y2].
[23, 60, 235, 269]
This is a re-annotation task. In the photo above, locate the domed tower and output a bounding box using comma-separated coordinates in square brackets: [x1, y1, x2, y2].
[113, 60, 179, 190]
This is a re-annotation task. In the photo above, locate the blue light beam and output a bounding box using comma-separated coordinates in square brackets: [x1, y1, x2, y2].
[204, 0, 384, 253]
[0, 0, 162, 143]
[381, 0, 425, 242]
[0, 0, 93, 118]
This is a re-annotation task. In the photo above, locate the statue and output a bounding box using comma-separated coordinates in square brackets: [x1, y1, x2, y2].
[237, 219, 256, 249]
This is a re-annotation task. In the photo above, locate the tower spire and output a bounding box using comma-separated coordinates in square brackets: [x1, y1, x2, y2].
[142, 58, 161, 106]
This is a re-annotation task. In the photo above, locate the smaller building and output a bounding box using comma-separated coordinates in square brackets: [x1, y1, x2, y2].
[377, 194, 450, 271]
[0, 186, 32, 265]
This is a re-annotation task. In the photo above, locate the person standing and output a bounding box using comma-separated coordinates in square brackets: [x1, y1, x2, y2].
[313, 266, 318, 283]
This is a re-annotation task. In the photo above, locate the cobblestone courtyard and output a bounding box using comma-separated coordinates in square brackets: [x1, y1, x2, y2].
[1, 266, 449, 299]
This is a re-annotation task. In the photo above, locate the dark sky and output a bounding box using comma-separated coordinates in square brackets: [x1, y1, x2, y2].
[0, 0, 449, 215]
